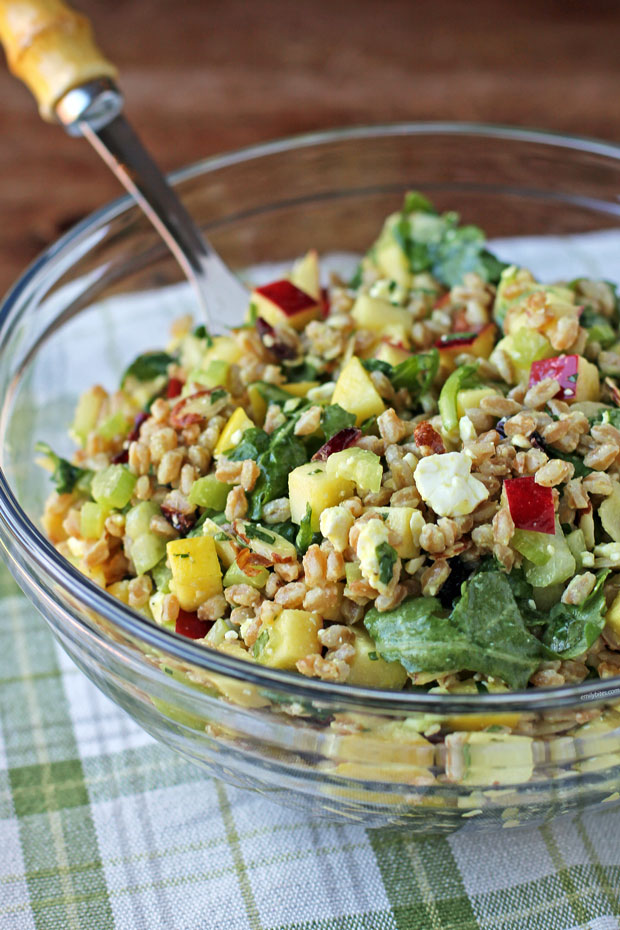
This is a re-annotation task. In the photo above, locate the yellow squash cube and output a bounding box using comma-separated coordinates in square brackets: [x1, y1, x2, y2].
[167, 536, 223, 611]
[288, 462, 355, 529]
[332, 356, 386, 425]
[365, 506, 425, 559]
[254, 609, 322, 670]
[346, 626, 408, 690]
[214, 407, 255, 458]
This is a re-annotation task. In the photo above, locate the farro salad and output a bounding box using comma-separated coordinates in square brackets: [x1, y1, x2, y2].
[39, 192, 620, 698]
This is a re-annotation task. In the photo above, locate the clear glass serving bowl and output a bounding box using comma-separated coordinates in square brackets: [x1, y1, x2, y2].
[2, 124, 620, 832]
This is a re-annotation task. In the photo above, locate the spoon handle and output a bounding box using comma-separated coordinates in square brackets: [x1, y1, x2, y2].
[0, 0, 117, 119]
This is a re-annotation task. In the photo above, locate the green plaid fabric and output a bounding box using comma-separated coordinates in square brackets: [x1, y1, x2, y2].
[1, 568, 620, 930]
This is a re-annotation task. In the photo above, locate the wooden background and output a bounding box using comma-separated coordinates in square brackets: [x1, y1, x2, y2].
[1, 0, 620, 294]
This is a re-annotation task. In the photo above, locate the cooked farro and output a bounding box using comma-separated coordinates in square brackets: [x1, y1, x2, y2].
[37, 189, 620, 720]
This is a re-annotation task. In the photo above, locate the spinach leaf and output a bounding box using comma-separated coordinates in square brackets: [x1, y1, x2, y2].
[266, 520, 298, 544]
[376, 541, 398, 586]
[284, 359, 321, 383]
[364, 569, 545, 689]
[35, 441, 91, 495]
[321, 404, 356, 440]
[362, 359, 393, 376]
[391, 349, 439, 396]
[230, 419, 308, 520]
[590, 407, 620, 430]
[542, 571, 610, 659]
[296, 504, 315, 553]
[122, 351, 175, 385]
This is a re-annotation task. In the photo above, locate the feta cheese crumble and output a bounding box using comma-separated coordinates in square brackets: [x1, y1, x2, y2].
[414, 452, 489, 517]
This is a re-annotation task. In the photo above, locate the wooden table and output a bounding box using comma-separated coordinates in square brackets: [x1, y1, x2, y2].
[1, 0, 619, 293]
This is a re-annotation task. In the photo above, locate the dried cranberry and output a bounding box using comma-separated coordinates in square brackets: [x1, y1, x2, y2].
[175, 609, 210, 639]
[495, 418, 507, 439]
[110, 448, 129, 464]
[166, 377, 183, 398]
[161, 504, 197, 534]
[312, 427, 362, 461]
[256, 317, 297, 361]
[321, 287, 330, 317]
[128, 411, 149, 442]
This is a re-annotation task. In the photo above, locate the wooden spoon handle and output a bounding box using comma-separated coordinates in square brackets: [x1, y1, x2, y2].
[0, 0, 117, 120]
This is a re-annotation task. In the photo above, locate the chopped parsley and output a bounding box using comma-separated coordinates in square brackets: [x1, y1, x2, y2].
[376, 541, 398, 586]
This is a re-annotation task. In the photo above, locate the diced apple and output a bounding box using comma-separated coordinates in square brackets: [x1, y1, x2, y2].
[351, 294, 411, 347]
[528, 354, 600, 403]
[331, 356, 386, 425]
[288, 462, 355, 529]
[346, 626, 408, 689]
[374, 341, 411, 367]
[253, 609, 322, 670]
[252, 279, 321, 331]
[167, 536, 223, 612]
[213, 407, 255, 457]
[202, 335, 244, 366]
[290, 249, 320, 300]
[374, 215, 412, 287]
[281, 381, 320, 398]
[325, 447, 383, 495]
[436, 323, 497, 372]
[504, 476, 555, 535]
[455, 386, 499, 420]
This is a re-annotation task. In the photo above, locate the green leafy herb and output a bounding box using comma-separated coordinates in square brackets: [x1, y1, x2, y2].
[121, 351, 175, 385]
[284, 359, 320, 383]
[244, 525, 276, 543]
[362, 359, 393, 376]
[252, 629, 269, 658]
[35, 441, 91, 495]
[174, 552, 190, 559]
[230, 419, 309, 520]
[192, 324, 213, 346]
[296, 504, 315, 553]
[376, 541, 398, 586]
[265, 520, 298, 544]
[251, 381, 308, 408]
[209, 388, 228, 403]
[542, 571, 610, 659]
[348, 264, 363, 289]
[321, 404, 356, 440]
[391, 349, 439, 396]
[387, 194, 508, 288]
[364, 569, 545, 689]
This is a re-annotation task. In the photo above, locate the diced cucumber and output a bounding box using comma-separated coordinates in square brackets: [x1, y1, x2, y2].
[152, 558, 172, 593]
[80, 501, 110, 539]
[131, 533, 167, 575]
[126, 501, 161, 539]
[91, 465, 136, 509]
[345, 562, 362, 584]
[188, 474, 232, 510]
[511, 528, 554, 566]
[205, 618, 230, 647]
[149, 591, 175, 629]
[223, 560, 269, 590]
[566, 528, 591, 570]
[97, 412, 132, 440]
[523, 520, 576, 587]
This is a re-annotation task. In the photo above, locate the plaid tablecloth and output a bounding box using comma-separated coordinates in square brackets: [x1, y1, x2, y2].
[2, 228, 620, 929]
[1, 565, 619, 930]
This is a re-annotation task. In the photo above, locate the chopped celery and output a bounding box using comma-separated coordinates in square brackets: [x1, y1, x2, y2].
[188, 475, 232, 510]
[131, 533, 167, 575]
[523, 521, 576, 587]
[187, 360, 230, 390]
[70, 387, 105, 447]
[511, 528, 554, 566]
[80, 501, 110, 539]
[91, 465, 136, 509]
[126, 501, 161, 539]
[325, 447, 383, 495]
[223, 560, 269, 589]
[97, 412, 132, 440]
[152, 558, 172, 593]
[438, 364, 480, 434]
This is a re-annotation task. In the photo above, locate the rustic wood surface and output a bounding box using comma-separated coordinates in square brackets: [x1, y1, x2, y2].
[1, 0, 620, 294]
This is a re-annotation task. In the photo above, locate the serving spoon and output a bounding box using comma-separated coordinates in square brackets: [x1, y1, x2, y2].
[0, 0, 248, 328]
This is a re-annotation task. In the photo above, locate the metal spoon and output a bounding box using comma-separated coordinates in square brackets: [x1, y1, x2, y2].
[0, 0, 248, 329]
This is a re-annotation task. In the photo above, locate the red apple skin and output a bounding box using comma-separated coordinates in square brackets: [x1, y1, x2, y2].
[255, 280, 316, 316]
[528, 355, 579, 401]
[504, 476, 556, 535]
[175, 609, 211, 639]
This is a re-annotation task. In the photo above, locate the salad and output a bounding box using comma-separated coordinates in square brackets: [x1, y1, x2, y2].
[38, 192, 620, 699]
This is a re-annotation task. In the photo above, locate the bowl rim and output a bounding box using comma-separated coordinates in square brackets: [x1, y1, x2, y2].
[3, 119, 620, 713]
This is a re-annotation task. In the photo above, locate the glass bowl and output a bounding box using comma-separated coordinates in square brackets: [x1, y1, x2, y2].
[2, 123, 620, 833]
